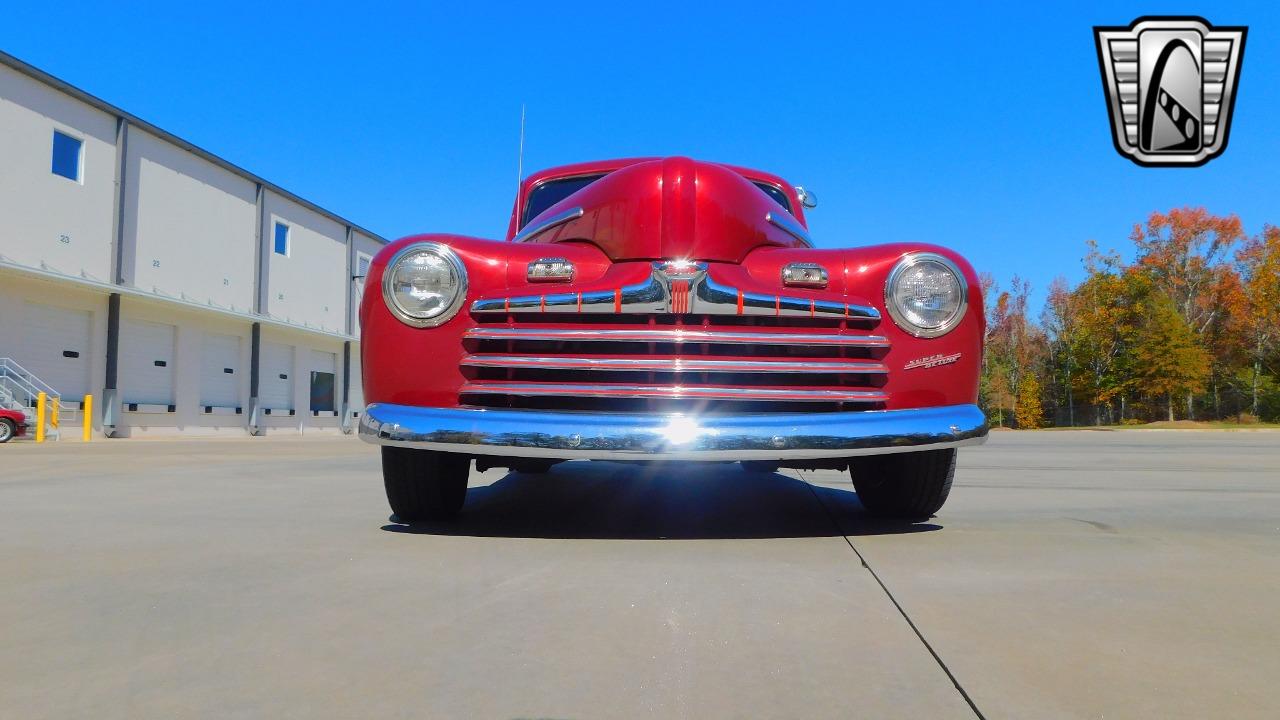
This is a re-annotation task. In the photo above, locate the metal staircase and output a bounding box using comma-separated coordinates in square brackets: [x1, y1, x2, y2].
[0, 357, 69, 441]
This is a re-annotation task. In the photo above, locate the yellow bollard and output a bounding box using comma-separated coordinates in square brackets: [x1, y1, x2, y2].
[83, 395, 93, 442]
[35, 392, 46, 443]
[51, 401, 59, 431]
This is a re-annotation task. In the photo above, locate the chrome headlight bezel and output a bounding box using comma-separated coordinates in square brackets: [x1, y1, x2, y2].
[381, 242, 468, 328]
[883, 252, 968, 338]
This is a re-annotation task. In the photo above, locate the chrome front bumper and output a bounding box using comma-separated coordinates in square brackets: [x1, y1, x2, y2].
[358, 403, 988, 461]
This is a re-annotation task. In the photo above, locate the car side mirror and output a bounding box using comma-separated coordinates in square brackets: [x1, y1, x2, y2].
[795, 186, 818, 209]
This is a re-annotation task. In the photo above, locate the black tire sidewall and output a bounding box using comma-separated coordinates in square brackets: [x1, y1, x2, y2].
[850, 449, 956, 519]
[382, 446, 469, 521]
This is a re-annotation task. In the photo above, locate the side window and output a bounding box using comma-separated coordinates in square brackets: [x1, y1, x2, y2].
[354, 252, 373, 295]
[273, 222, 290, 256]
[51, 130, 83, 182]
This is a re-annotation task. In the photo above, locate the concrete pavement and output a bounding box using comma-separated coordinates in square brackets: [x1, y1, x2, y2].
[1, 431, 1277, 718]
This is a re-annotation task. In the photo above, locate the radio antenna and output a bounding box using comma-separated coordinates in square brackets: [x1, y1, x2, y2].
[515, 104, 526, 194]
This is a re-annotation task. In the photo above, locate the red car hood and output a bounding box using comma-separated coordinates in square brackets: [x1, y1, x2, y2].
[515, 157, 810, 264]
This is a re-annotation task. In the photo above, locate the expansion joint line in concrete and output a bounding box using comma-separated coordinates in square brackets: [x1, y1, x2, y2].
[800, 474, 989, 720]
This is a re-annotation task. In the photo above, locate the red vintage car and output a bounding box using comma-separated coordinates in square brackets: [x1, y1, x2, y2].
[0, 408, 28, 443]
[359, 157, 988, 521]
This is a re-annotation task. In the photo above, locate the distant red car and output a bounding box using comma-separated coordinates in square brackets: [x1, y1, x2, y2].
[359, 157, 988, 521]
[0, 408, 27, 443]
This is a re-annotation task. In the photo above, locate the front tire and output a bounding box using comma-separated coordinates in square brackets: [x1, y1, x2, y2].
[381, 447, 470, 522]
[849, 449, 956, 519]
[0, 418, 14, 443]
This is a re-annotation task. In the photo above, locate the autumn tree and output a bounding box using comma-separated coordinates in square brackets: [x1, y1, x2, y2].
[1069, 244, 1144, 424]
[1130, 207, 1244, 330]
[980, 276, 1047, 426]
[982, 209, 1274, 425]
[1130, 208, 1244, 417]
[1015, 372, 1044, 429]
[1236, 226, 1280, 416]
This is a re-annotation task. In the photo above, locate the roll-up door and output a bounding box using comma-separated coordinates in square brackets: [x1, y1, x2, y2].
[260, 341, 293, 411]
[121, 319, 175, 407]
[200, 333, 241, 409]
[19, 303, 91, 403]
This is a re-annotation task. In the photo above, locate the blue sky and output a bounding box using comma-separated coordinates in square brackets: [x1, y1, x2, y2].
[4, 1, 1276, 311]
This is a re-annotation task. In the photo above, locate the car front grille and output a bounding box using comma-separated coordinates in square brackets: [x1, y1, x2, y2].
[461, 313, 890, 414]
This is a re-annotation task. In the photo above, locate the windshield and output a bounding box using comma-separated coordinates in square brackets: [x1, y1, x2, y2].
[522, 173, 793, 228]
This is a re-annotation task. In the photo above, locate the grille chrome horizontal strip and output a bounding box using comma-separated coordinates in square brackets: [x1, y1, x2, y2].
[460, 382, 888, 403]
[464, 327, 890, 348]
[462, 354, 888, 375]
[471, 261, 879, 321]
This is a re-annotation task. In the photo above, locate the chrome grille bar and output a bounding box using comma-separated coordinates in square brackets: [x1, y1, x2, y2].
[460, 382, 888, 403]
[462, 354, 888, 375]
[464, 327, 890, 348]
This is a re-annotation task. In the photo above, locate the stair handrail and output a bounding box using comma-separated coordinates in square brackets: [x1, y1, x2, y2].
[0, 371, 46, 408]
[0, 382, 21, 411]
[0, 357, 67, 440]
[0, 358, 60, 400]
[0, 374, 42, 407]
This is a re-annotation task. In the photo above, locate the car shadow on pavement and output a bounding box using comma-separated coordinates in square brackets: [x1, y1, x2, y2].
[381, 461, 940, 540]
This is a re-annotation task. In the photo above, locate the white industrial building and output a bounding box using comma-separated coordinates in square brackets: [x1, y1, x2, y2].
[0, 51, 385, 437]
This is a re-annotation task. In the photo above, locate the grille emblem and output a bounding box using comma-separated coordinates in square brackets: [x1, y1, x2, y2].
[659, 259, 700, 276]
[652, 261, 707, 314]
[904, 352, 961, 370]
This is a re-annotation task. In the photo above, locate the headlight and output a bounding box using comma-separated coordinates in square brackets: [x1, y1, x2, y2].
[884, 253, 967, 338]
[381, 242, 467, 327]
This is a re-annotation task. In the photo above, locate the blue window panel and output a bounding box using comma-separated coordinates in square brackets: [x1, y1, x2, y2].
[52, 131, 82, 181]
[274, 222, 290, 256]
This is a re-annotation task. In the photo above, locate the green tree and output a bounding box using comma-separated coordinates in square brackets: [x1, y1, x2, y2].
[1069, 249, 1144, 424]
[1133, 293, 1211, 421]
[1042, 277, 1079, 425]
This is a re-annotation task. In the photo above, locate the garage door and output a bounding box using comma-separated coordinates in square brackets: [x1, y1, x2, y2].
[120, 319, 175, 406]
[200, 333, 241, 409]
[19, 303, 92, 403]
[259, 341, 293, 411]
